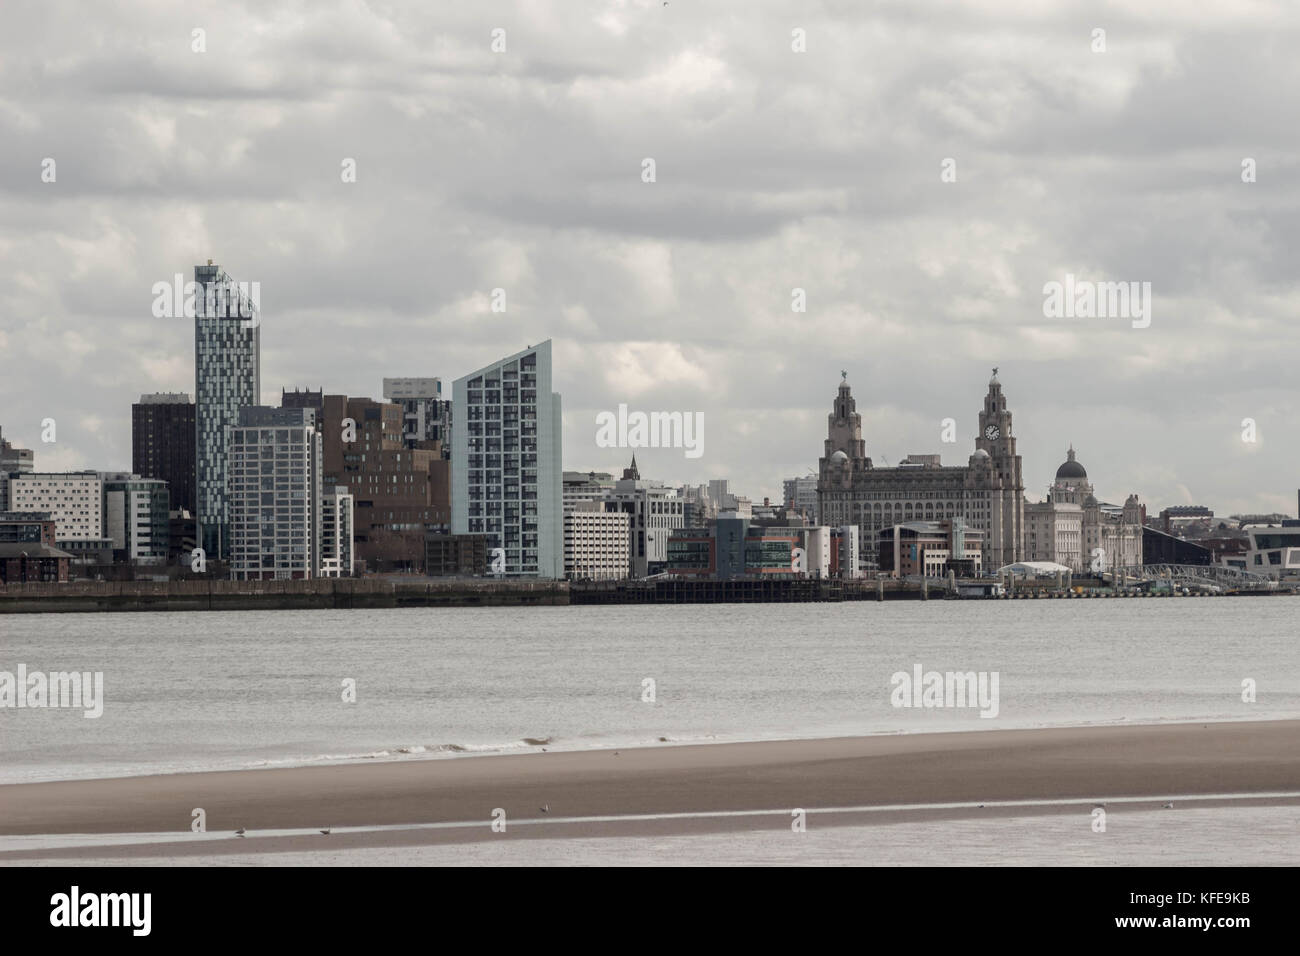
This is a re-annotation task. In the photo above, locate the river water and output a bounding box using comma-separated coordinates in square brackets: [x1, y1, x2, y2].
[1, 597, 1296, 784]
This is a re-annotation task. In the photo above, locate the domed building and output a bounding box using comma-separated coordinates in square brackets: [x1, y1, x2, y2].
[1055, 446, 1088, 483]
[1024, 446, 1143, 573]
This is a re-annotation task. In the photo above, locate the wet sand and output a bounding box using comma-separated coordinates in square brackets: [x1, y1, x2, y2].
[2, 720, 1297, 860]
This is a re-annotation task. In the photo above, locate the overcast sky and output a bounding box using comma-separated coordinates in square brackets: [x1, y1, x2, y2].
[2, 0, 1298, 515]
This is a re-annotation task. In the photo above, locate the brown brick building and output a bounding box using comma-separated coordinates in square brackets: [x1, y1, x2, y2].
[316, 395, 450, 573]
[0, 542, 72, 582]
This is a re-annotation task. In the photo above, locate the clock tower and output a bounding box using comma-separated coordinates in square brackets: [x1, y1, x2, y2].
[972, 368, 1024, 567]
[977, 367, 1017, 460]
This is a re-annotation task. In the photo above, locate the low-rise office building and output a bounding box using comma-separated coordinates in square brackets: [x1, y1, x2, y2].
[563, 501, 631, 580]
[425, 532, 492, 576]
[0, 512, 57, 546]
[1224, 521, 1300, 578]
[878, 519, 984, 578]
[7, 472, 103, 544]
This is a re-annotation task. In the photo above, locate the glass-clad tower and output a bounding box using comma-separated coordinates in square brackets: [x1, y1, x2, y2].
[194, 261, 260, 560]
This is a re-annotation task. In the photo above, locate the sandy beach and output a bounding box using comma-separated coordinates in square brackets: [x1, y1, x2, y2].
[1, 719, 1298, 862]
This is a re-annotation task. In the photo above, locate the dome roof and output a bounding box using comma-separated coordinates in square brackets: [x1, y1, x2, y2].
[1055, 445, 1087, 480]
[830, 449, 849, 463]
[972, 448, 990, 459]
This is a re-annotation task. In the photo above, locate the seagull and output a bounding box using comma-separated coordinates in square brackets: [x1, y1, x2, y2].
[235, 828, 246, 837]
[1162, 802, 1174, 809]
[540, 804, 550, 813]
[320, 828, 331, 835]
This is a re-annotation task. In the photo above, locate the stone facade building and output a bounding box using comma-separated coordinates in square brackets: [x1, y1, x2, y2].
[1026, 446, 1142, 572]
[817, 370, 1025, 571]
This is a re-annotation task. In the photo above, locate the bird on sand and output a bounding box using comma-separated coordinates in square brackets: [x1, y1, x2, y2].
[540, 804, 550, 813]
[235, 828, 246, 837]
[320, 828, 332, 835]
[1162, 802, 1174, 809]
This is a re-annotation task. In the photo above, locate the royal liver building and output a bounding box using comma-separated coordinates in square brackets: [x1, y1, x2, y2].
[817, 369, 1025, 570]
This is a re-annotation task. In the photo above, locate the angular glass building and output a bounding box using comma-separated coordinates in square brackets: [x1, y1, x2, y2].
[451, 341, 563, 578]
[194, 262, 260, 559]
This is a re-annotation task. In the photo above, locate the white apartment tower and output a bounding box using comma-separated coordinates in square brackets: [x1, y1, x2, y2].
[451, 341, 563, 578]
[228, 406, 322, 580]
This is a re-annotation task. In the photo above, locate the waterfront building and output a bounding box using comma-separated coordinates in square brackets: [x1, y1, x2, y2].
[603, 456, 685, 577]
[666, 528, 715, 576]
[0, 427, 35, 513]
[805, 525, 833, 578]
[0, 542, 72, 583]
[676, 484, 717, 527]
[228, 406, 322, 580]
[1025, 447, 1143, 572]
[878, 518, 984, 577]
[451, 341, 564, 579]
[424, 532, 491, 576]
[194, 261, 260, 559]
[7, 472, 105, 545]
[1225, 520, 1300, 579]
[744, 530, 800, 575]
[0, 512, 56, 546]
[102, 474, 169, 564]
[169, 509, 197, 565]
[1143, 526, 1213, 566]
[783, 475, 819, 525]
[131, 393, 196, 514]
[837, 525, 862, 579]
[563, 500, 631, 580]
[817, 369, 1025, 569]
[667, 516, 801, 580]
[319, 485, 354, 577]
[318, 395, 450, 573]
[563, 471, 616, 510]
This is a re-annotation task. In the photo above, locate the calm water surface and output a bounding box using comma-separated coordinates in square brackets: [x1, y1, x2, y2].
[1, 598, 1296, 783]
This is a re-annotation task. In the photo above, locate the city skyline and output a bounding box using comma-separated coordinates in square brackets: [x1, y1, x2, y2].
[3, 0, 1299, 881]
[3, 2, 1298, 517]
[0, 337, 1282, 522]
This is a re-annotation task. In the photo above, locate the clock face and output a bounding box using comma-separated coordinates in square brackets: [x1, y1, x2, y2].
[984, 425, 1000, 440]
